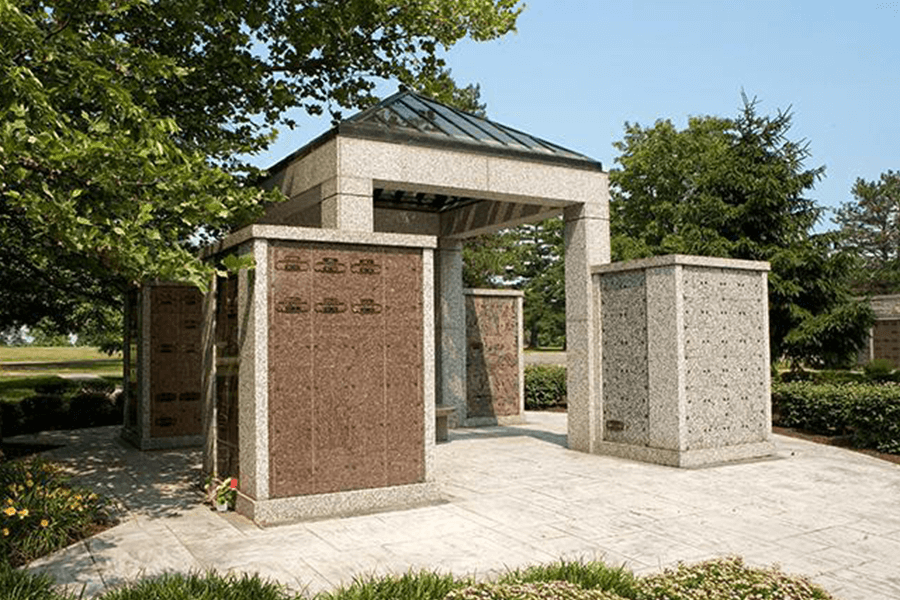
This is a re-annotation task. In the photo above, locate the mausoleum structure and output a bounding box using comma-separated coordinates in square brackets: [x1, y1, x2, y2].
[857, 294, 900, 368]
[199, 90, 610, 522]
[125, 89, 776, 523]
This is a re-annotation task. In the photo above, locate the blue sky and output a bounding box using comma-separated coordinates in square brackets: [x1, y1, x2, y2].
[252, 0, 900, 230]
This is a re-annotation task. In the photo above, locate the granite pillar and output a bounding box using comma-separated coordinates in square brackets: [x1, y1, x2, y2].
[436, 239, 467, 428]
[564, 202, 610, 453]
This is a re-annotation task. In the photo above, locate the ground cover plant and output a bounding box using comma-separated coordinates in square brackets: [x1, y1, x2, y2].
[2, 558, 837, 600]
[0, 458, 112, 567]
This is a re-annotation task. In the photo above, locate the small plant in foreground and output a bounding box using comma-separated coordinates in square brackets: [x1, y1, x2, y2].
[0, 562, 71, 600]
[95, 571, 289, 600]
[447, 580, 625, 600]
[498, 559, 638, 598]
[635, 556, 835, 600]
[316, 570, 470, 600]
[0, 458, 111, 567]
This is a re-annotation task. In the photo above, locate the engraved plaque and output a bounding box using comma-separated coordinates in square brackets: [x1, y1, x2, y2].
[276, 255, 309, 272]
[315, 257, 346, 274]
[351, 259, 381, 275]
[607, 420, 625, 432]
[183, 318, 200, 330]
[352, 299, 382, 315]
[155, 416, 175, 427]
[276, 297, 309, 314]
[156, 392, 177, 403]
[159, 343, 176, 354]
[315, 297, 347, 314]
[180, 392, 200, 402]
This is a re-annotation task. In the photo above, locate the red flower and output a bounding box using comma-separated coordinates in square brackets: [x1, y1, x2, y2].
[229, 479, 238, 489]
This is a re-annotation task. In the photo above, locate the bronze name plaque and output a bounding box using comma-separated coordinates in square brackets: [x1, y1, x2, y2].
[154, 416, 175, 427]
[352, 299, 383, 315]
[156, 392, 177, 403]
[276, 297, 309, 314]
[606, 420, 625, 432]
[276, 256, 309, 272]
[315, 257, 346, 274]
[351, 259, 381, 275]
[315, 297, 347, 314]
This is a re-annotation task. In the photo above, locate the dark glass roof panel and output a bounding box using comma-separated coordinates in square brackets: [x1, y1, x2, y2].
[339, 89, 602, 170]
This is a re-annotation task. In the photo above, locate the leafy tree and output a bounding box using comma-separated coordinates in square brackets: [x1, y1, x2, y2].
[463, 217, 566, 348]
[610, 96, 872, 366]
[1, 0, 522, 338]
[834, 170, 900, 293]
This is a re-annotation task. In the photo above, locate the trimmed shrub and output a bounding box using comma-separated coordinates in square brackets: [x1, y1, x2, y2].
[18, 396, 69, 434]
[772, 381, 900, 453]
[68, 392, 120, 429]
[771, 382, 854, 435]
[524, 365, 567, 409]
[849, 388, 900, 454]
[635, 557, 834, 600]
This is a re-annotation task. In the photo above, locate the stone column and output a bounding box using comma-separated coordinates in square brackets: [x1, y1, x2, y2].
[236, 239, 269, 505]
[564, 202, 610, 453]
[320, 176, 373, 231]
[435, 239, 467, 427]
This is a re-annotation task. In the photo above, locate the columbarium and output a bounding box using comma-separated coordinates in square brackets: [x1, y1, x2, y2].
[199, 90, 610, 522]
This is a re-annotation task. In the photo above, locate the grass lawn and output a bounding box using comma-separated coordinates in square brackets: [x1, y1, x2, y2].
[0, 346, 122, 378]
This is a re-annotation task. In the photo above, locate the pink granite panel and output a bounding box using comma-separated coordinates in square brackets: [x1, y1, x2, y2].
[465, 294, 521, 418]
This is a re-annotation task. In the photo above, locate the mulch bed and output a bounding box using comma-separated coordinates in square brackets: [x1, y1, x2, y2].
[773, 426, 900, 465]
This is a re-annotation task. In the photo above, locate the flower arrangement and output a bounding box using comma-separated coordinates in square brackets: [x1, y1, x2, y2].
[205, 477, 238, 511]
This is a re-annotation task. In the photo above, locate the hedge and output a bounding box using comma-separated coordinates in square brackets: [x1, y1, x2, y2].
[524, 365, 567, 409]
[772, 381, 900, 454]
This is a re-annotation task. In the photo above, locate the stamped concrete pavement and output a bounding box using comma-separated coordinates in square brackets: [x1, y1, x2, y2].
[21, 413, 900, 600]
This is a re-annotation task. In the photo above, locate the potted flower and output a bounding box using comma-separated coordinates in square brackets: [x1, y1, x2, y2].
[214, 478, 238, 511]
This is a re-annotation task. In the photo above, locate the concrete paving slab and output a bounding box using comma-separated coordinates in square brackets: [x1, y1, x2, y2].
[16, 414, 900, 600]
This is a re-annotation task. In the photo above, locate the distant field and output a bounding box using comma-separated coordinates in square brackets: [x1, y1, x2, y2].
[0, 347, 122, 377]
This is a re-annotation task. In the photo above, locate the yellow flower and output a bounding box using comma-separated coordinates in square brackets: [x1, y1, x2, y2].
[5, 498, 12, 505]
[17, 508, 28, 518]
[2, 528, 8, 537]
[40, 519, 49, 528]
[25, 480, 33, 488]
[3, 507, 15, 517]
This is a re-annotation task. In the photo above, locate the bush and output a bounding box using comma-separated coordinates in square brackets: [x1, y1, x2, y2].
[0, 562, 70, 600]
[96, 571, 288, 600]
[863, 358, 897, 382]
[635, 557, 834, 600]
[497, 559, 637, 599]
[772, 381, 900, 453]
[448, 581, 624, 600]
[0, 458, 111, 567]
[68, 392, 119, 429]
[524, 365, 567, 409]
[19, 396, 69, 434]
[318, 570, 468, 600]
[771, 382, 855, 435]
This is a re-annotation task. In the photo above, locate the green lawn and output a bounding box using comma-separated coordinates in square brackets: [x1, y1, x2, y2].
[0, 347, 122, 378]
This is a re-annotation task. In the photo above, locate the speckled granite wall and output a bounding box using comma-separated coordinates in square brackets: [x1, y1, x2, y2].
[599, 271, 650, 445]
[464, 291, 523, 423]
[267, 241, 424, 498]
[593, 255, 774, 467]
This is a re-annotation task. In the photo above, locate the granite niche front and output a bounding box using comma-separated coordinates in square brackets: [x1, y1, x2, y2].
[592, 255, 776, 467]
[202, 225, 438, 524]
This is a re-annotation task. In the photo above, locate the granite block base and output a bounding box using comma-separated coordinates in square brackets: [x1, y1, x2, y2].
[236, 482, 443, 525]
[464, 415, 527, 427]
[593, 440, 777, 468]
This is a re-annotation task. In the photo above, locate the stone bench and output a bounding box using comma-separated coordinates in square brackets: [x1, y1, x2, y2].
[435, 405, 456, 442]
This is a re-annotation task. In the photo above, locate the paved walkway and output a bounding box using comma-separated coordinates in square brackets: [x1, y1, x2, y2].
[19, 414, 900, 600]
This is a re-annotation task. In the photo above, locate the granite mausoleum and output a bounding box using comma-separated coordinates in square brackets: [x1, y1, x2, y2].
[123, 90, 775, 523]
